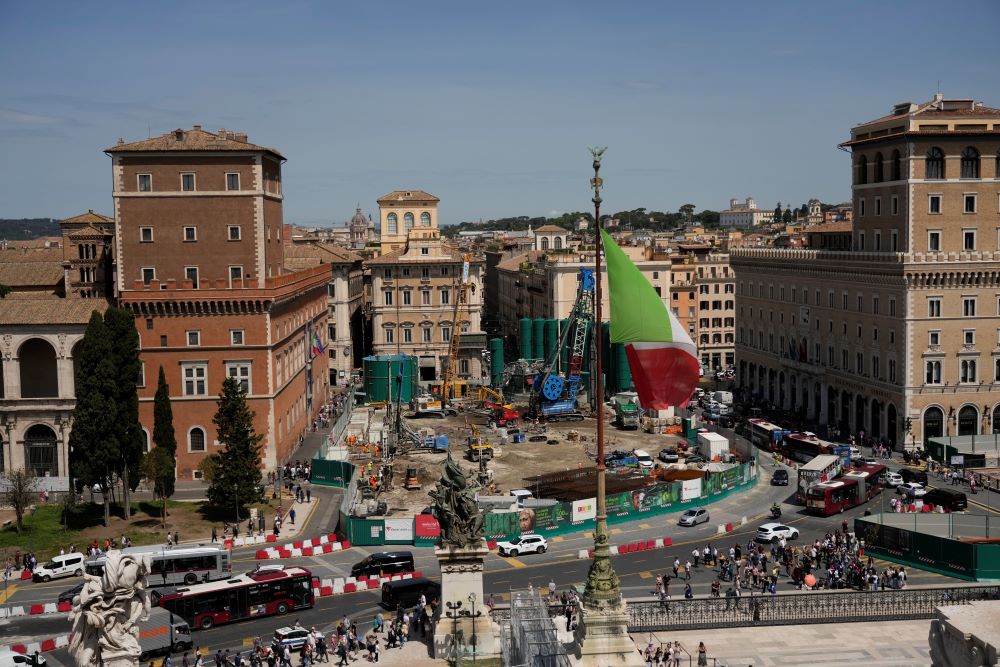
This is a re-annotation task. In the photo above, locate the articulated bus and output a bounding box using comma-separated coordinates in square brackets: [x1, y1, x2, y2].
[780, 431, 837, 465]
[844, 463, 887, 500]
[86, 544, 231, 586]
[158, 566, 314, 630]
[805, 478, 862, 515]
[745, 419, 790, 451]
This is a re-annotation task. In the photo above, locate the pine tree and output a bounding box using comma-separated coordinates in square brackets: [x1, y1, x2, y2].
[69, 311, 119, 527]
[105, 307, 144, 519]
[152, 367, 177, 501]
[205, 377, 264, 515]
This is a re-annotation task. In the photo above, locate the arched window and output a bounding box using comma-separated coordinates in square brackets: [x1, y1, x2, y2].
[386, 213, 397, 235]
[19, 338, 58, 398]
[404, 212, 414, 232]
[926, 147, 945, 180]
[24, 424, 58, 476]
[541, 237, 549, 250]
[420, 212, 431, 227]
[140, 429, 149, 453]
[958, 405, 979, 436]
[923, 406, 944, 441]
[891, 149, 901, 181]
[960, 146, 980, 179]
[712, 334, 721, 344]
[699, 334, 709, 345]
[189, 427, 206, 452]
[993, 405, 1000, 434]
[857, 155, 868, 184]
[873, 152, 884, 182]
[554, 236, 563, 249]
[961, 359, 977, 383]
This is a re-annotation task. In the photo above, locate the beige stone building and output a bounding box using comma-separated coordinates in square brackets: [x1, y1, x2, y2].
[675, 247, 736, 372]
[720, 197, 774, 228]
[366, 191, 485, 385]
[733, 94, 1000, 448]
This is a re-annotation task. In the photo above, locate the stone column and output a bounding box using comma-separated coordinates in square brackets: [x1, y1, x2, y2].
[928, 601, 999, 666]
[433, 543, 497, 659]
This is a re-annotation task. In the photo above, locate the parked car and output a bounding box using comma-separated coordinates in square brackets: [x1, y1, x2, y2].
[496, 534, 547, 557]
[756, 523, 800, 543]
[381, 578, 440, 610]
[32, 553, 86, 582]
[58, 583, 84, 605]
[659, 448, 679, 464]
[771, 469, 789, 486]
[351, 551, 414, 578]
[633, 449, 655, 469]
[897, 482, 927, 498]
[274, 627, 324, 651]
[900, 468, 929, 485]
[678, 508, 710, 526]
[885, 471, 904, 487]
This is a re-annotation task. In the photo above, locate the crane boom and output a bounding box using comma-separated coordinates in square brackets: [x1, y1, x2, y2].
[441, 254, 472, 401]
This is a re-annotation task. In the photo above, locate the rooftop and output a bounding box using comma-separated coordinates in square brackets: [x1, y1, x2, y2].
[105, 126, 284, 159]
[62, 210, 113, 225]
[376, 190, 439, 204]
[283, 242, 363, 271]
[857, 95, 1000, 128]
[533, 224, 569, 233]
[0, 297, 108, 325]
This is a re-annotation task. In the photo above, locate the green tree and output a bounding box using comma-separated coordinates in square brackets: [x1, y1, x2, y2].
[1, 469, 38, 533]
[152, 367, 177, 502]
[204, 377, 264, 516]
[773, 202, 782, 223]
[782, 208, 793, 223]
[798, 203, 809, 219]
[141, 447, 174, 528]
[69, 311, 119, 527]
[104, 307, 144, 519]
[678, 203, 696, 221]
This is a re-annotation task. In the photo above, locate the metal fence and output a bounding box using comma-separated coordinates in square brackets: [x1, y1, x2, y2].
[499, 589, 573, 667]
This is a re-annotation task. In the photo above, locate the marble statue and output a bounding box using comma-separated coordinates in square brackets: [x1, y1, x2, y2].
[429, 450, 484, 549]
[69, 550, 152, 667]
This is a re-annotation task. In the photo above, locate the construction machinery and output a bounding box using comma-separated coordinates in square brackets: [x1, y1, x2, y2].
[440, 254, 475, 403]
[612, 391, 641, 429]
[411, 393, 457, 418]
[526, 268, 594, 422]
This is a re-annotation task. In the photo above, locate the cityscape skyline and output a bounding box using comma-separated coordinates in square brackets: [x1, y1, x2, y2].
[2, 1, 999, 225]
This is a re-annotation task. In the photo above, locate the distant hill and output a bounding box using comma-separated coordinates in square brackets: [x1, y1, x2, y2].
[0, 218, 61, 240]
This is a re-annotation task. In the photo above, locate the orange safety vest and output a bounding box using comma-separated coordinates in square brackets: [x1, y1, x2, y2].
[369, 475, 377, 489]
[373, 446, 380, 458]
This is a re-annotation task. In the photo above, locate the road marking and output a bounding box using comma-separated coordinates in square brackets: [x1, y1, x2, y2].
[550, 536, 565, 543]
[242, 637, 254, 647]
[639, 523, 652, 529]
[638, 571, 653, 579]
[0, 584, 17, 605]
[502, 557, 527, 569]
[611, 528, 623, 535]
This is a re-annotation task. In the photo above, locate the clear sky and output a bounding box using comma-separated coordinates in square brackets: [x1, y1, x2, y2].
[1, 1, 998, 226]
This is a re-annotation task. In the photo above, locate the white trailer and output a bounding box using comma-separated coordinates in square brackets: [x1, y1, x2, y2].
[697, 431, 730, 460]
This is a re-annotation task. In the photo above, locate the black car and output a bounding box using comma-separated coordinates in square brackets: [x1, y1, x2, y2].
[771, 469, 789, 486]
[58, 583, 84, 605]
[351, 551, 414, 578]
[899, 468, 928, 485]
[381, 577, 440, 610]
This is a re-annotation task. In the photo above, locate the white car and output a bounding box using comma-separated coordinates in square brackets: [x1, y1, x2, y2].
[756, 523, 800, 543]
[885, 471, 904, 487]
[633, 449, 655, 469]
[897, 482, 927, 498]
[678, 508, 709, 526]
[497, 534, 547, 557]
[274, 626, 324, 651]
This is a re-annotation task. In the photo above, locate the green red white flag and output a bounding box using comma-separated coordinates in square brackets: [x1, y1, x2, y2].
[601, 229, 700, 409]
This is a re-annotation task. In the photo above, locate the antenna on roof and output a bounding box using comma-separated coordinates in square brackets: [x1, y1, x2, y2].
[936, 80, 940, 95]
[147, 122, 151, 138]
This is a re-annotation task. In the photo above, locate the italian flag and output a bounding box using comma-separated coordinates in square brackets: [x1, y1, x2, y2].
[602, 229, 700, 409]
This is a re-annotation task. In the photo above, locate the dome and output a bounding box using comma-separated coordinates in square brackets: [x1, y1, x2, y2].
[350, 207, 367, 226]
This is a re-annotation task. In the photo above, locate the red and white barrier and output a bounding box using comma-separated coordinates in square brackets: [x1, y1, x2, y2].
[254, 534, 351, 560]
[310, 571, 423, 599]
[0, 601, 72, 618]
[577, 537, 673, 559]
[10, 633, 71, 655]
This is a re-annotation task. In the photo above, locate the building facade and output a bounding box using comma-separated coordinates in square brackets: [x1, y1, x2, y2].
[670, 246, 736, 371]
[720, 197, 774, 228]
[107, 127, 329, 477]
[366, 192, 485, 384]
[734, 95, 1000, 448]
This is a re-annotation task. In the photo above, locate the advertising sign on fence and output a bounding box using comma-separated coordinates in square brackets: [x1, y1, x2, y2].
[572, 498, 597, 522]
[681, 478, 702, 501]
[384, 518, 414, 543]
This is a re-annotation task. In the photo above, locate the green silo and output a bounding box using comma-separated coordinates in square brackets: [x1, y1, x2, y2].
[559, 318, 570, 371]
[519, 318, 533, 360]
[614, 342, 633, 392]
[544, 320, 559, 365]
[532, 318, 545, 360]
[601, 322, 615, 396]
[363, 354, 418, 403]
[489, 338, 504, 387]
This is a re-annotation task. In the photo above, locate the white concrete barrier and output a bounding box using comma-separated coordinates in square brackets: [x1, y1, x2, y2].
[609, 546, 619, 555]
[290, 548, 303, 558]
[716, 524, 725, 534]
[654, 538, 664, 548]
[43, 603, 57, 614]
[54, 635, 69, 648]
[578, 550, 590, 559]
[321, 578, 333, 588]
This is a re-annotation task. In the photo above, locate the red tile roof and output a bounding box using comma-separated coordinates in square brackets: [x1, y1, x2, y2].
[62, 210, 113, 224]
[376, 190, 439, 204]
[105, 127, 284, 159]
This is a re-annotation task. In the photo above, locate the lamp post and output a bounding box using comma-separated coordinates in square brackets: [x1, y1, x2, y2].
[466, 593, 482, 664]
[444, 600, 463, 667]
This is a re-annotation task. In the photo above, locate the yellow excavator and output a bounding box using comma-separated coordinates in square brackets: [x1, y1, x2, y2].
[466, 424, 494, 462]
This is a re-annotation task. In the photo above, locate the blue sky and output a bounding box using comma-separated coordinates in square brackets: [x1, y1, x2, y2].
[1, 1, 998, 226]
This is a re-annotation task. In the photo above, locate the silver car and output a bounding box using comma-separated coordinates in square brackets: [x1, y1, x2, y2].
[678, 507, 710, 526]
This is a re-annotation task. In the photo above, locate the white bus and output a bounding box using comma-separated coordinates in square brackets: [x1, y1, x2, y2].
[85, 544, 231, 586]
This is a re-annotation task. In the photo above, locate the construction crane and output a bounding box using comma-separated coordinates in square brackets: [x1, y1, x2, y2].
[526, 268, 594, 421]
[441, 253, 474, 402]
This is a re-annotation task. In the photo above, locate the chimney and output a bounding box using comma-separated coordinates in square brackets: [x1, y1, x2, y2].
[174, 129, 184, 141]
[235, 132, 247, 143]
[226, 131, 236, 140]
[117, 137, 124, 145]
[218, 128, 227, 138]
[193, 124, 202, 131]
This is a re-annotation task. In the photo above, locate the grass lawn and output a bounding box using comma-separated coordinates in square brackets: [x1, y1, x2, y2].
[0, 496, 285, 562]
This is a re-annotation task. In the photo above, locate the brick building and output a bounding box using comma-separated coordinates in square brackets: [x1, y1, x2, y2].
[106, 127, 329, 477]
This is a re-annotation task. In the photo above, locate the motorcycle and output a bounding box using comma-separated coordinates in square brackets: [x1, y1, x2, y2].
[770, 506, 782, 519]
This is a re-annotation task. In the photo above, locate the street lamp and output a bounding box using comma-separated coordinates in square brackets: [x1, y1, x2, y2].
[466, 593, 483, 664]
[444, 600, 464, 666]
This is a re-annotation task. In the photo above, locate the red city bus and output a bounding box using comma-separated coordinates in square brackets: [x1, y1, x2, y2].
[781, 432, 836, 464]
[158, 566, 314, 630]
[745, 419, 790, 451]
[845, 464, 887, 500]
[805, 478, 861, 515]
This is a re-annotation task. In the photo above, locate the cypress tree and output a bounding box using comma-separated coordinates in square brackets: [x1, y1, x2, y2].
[152, 366, 177, 500]
[69, 311, 119, 527]
[205, 377, 264, 515]
[104, 307, 144, 519]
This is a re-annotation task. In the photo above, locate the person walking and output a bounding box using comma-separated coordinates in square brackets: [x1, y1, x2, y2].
[697, 642, 708, 667]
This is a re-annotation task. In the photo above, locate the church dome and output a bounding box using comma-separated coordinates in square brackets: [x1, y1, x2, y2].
[351, 207, 367, 226]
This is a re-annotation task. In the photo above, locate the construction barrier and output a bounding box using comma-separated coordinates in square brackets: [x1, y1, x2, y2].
[578, 537, 673, 559]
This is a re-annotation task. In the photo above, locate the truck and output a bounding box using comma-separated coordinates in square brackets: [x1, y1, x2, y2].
[411, 394, 457, 418]
[712, 391, 734, 406]
[697, 431, 730, 460]
[138, 608, 193, 661]
[612, 392, 641, 430]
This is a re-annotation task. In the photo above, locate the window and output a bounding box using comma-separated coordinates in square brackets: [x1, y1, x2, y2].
[889, 298, 896, 316]
[891, 230, 898, 251]
[888, 359, 896, 382]
[961, 146, 980, 179]
[441, 289, 450, 305]
[188, 427, 206, 452]
[926, 147, 945, 180]
[965, 195, 977, 214]
[226, 173, 240, 191]
[420, 247, 429, 255]
[383, 290, 393, 306]
[187, 330, 200, 347]
[384, 327, 394, 344]
[226, 362, 251, 393]
[140, 226, 154, 242]
[929, 195, 941, 214]
[182, 363, 208, 396]
[459, 359, 470, 374]
[541, 237, 549, 250]
[857, 352, 865, 375]
[229, 266, 243, 284]
[961, 359, 977, 383]
[386, 213, 397, 235]
[873, 296, 880, 314]
[929, 331, 940, 346]
[859, 231, 865, 249]
[891, 149, 901, 181]
[964, 297, 977, 317]
[384, 269, 392, 280]
[964, 330, 975, 346]
[859, 199, 865, 217]
[890, 195, 898, 216]
[228, 225, 241, 241]
[964, 229, 976, 250]
[928, 298, 942, 318]
[402, 290, 411, 306]
[142, 267, 155, 285]
[181, 173, 195, 191]
[138, 174, 152, 192]
[873, 152, 884, 182]
[231, 330, 245, 345]
[442, 326, 451, 342]
[925, 360, 942, 384]
[875, 198, 881, 216]
[421, 268, 430, 279]
[420, 212, 431, 226]
[857, 155, 868, 184]
[403, 328, 412, 343]
[185, 266, 199, 286]
[160, 335, 168, 347]
[184, 226, 197, 241]
[421, 290, 430, 305]
[146, 318, 154, 330]
[137, 362, 145, 388]
[404, 212, 414, 231]
[421, 327, 431, 343]
[928, 230, 941, 251]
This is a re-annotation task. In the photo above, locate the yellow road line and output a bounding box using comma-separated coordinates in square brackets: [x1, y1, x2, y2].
[638, 571, 653, 579]
[0, 584, 17, 605]
[502, 557, 527, 569]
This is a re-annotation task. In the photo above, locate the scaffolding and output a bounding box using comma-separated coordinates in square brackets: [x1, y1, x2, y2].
[500, 589, 573, 667]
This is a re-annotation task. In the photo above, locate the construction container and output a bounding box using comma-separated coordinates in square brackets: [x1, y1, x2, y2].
[489, 338, 505, 386]
[544, 319, 559, 365]
[363, 354, 418, 403]
[519, 318, 533, 360]
[532, 318, 545, 361]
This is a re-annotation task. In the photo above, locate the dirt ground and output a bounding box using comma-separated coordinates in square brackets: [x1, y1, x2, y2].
[379, 408, 691, 517]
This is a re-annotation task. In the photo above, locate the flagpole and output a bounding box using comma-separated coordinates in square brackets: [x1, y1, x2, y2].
[583, 146, 622, 609]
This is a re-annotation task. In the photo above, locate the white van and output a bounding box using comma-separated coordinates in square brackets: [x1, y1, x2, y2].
[712, 391, 734, 406]
[32, 552, 86, 582]
[510, 489, 533, 509]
